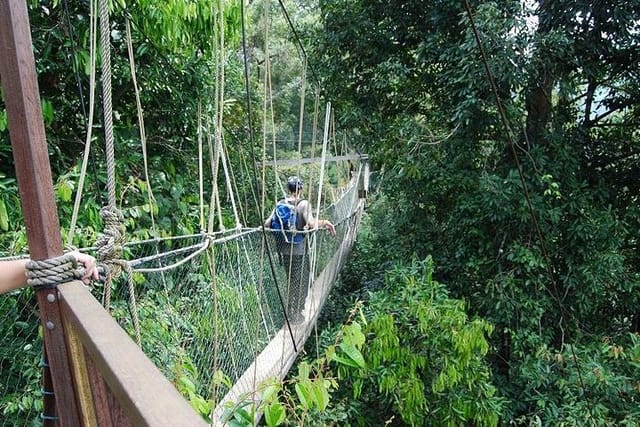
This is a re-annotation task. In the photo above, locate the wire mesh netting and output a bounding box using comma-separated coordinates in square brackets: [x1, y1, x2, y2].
[0, 288, 43, 427]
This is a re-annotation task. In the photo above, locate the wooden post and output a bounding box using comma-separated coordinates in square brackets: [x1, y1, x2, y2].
[0, 1, 81, 425]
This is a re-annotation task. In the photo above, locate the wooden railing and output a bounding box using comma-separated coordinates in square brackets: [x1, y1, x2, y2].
[58, 283, 207, 426]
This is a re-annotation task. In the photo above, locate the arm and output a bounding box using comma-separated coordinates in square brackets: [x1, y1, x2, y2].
[309, 218, 336, 236]
[0, 259, 29, 294]
[0, 251, 99, 294]
[300, 200, 336, 236]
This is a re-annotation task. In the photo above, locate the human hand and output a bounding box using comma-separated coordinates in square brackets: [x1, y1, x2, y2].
[69, 251, 100, 284]
[324, 220, 336, 237]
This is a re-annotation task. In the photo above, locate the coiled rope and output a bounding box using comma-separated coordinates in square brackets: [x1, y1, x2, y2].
[26, 254, 86, 289]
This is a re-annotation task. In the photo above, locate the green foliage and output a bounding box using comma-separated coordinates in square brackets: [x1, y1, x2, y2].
[218, 315, 366, 426]
[508, 335, 640, 426]
[126, 0, 243, 55]
[0, 291, 42, 426]
[316, 0, 640, 423]
[174, 355, 213, 421]
[329, 259, 503, 426]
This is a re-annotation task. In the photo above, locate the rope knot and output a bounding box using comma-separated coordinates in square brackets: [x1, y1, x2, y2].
[96, 205, 126, 278]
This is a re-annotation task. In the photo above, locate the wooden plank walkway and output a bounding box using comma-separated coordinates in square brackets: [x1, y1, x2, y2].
[211, 202, 363, 425]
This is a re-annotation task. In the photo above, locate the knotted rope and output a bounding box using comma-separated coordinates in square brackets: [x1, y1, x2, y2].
[94, 206, 141, 345]
[95, 206, 125, 305]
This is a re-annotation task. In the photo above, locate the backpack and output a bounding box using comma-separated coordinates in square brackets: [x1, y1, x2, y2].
[270, 199, 305, 244]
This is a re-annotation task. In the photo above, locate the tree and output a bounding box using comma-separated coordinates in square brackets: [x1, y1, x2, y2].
[314, 0, 640, 423]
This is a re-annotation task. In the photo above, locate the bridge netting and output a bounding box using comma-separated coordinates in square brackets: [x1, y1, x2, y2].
[0, 163, 365, 425]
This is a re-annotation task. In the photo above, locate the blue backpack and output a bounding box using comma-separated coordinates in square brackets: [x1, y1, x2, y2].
[270, 199, 305, 244]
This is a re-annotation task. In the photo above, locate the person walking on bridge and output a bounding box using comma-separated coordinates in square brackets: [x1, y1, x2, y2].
[265, 176, 335, 324]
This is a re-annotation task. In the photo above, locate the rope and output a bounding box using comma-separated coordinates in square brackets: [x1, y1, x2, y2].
[95, 206, 125, 307]
[99, 0, 116, 208]
[212, 0, 229, 231]
[96, 1, 141, 347]
[209, 0, 224, 404]
[95, 207, 125, 268]
[132, 238, 211, 274]
[306, 102, 331, 326]
[67, 0, 98, 246]
[120, 260, 142, 346]
[217, 132, 242, 228]
[295, 58, 307, 180]
[25, 254, 85, 289]
[125, 17, 157, 233]
[315, 102, 331, 221]
[198, 102, 205, 232]
[207, 128, 223, 232]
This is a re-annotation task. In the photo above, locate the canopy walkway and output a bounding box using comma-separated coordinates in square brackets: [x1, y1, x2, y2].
[0, 1, 370, 425]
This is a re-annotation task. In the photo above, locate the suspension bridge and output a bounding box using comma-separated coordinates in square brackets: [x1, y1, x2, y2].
[0, 1, 369, 425]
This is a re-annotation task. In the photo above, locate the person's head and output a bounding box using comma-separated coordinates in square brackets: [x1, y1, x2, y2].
[287, 176, 303, 194]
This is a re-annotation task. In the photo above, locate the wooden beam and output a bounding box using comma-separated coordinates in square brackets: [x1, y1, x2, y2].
[0, 2, 81, 425]
[58, 283, 209, 427]
[260, 153, 366, 167]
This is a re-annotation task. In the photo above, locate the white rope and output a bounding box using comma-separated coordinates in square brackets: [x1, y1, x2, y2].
[217, 132, 242, 228]
[67, 0, 98, 246]
[125, 17, 157, 233]
[315, 102, 331, 220]
[132, 238, 211, 273]
[306, 102, 331, 316]
[307, 87, 320, 200]
[207, 126, 224, 232]
[295, 57, 307, 180]
[198, 102, 205, 232]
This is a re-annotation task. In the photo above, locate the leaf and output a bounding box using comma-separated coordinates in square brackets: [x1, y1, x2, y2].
[338, 342, 366, 368]
[331, 353, 360, 368]
[343, 322, 366, 348]
[0, 197, 8, 231]
[294, 382, 312, 410]
[56, 180, 73, 202]
[311, 381, 330, 411]
[232, 406, 253, 425]
[177, 376, 196, 393]
[0, 110, 7, 132]
[261, 381, 280, 403]
[41, 99, 54, 124]
[263, 402, 285, 427]
[297, 361, 311, 380]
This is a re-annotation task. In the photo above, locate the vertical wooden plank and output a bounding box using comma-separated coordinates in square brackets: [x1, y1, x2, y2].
[0, 1, 81, 426]
[65, 308, 99, 425]
[84, 350, 117, 427]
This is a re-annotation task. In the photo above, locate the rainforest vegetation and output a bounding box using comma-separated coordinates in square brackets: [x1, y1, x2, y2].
[1, 0, 639, 425]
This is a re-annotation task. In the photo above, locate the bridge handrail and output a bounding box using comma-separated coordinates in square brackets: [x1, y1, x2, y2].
[58, 282, 207, 426]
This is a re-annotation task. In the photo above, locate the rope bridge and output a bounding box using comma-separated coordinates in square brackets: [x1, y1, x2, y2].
[0, 164, 366, 425]
[0, 0, 369, 423]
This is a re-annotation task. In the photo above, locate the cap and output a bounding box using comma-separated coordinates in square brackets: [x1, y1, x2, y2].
[287, 176, 303, 192]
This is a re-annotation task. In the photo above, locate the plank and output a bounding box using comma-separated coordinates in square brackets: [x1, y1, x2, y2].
[0, 2, 81, 425]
